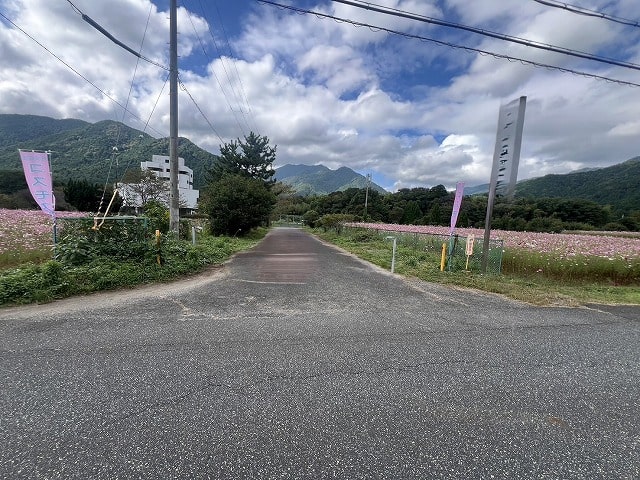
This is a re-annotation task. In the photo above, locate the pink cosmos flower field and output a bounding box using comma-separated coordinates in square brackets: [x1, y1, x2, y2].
[349, 222, 640, 261]
[0, 208, 87, 256]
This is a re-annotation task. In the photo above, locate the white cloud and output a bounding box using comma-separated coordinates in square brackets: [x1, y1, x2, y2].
[1, 0, 639, 192]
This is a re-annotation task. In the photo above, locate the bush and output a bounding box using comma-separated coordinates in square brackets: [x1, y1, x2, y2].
[318, 214, 355, 233]
[202, 174, 276, 236]
[55, 217, 153, 265]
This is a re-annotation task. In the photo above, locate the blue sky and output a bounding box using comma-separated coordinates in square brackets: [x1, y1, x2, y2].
[1, 0, 640, 191]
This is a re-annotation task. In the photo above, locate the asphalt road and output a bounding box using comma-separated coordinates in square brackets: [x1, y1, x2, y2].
[0, 227, 638, 479]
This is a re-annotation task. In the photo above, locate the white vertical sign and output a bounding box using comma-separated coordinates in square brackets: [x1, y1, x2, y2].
[490, 96, 527, 198]
[481, 96, 527, 273]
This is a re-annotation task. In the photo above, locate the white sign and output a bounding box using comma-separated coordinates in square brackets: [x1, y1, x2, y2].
[465, 235, 475, 256]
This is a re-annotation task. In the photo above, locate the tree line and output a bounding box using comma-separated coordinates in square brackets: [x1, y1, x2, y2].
[274, 185, 640, 233]
[3, 131, 639, 234]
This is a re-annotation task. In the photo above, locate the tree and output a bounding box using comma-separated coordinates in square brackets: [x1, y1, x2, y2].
[120, 169, 170, 208]
[209, 132, 276, 184]
[202, 174, 276, 236]
[64, 179, 103, 212]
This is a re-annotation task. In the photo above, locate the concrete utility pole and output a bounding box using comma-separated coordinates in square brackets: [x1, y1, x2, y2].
[364, 173, 371, 220]
[169, 0, 179, 233]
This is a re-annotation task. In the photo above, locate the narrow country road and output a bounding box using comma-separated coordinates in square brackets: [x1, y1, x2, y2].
[0, 227, 638, 479]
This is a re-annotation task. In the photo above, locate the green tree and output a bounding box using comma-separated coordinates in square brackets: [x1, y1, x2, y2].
[402, 200, 423, 224]
[202, 174, 276, 236]
[209, 132, 276, 184]
[0, 170, 28, 194]
[63, 179, 104, 212]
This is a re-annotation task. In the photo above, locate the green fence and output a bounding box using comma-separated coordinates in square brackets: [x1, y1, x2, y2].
[343, 226, 504, 274]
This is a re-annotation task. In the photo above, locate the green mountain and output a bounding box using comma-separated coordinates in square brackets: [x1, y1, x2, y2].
[0, 114, 218, 189]
[0, 114, 89, 149]
[513, 157, 640, 213]
[275, 163, 387, 196]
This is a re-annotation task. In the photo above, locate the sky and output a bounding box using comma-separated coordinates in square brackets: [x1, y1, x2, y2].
[1, 0, 639, 191]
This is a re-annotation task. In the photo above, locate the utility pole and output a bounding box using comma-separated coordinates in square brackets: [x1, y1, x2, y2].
[364, 173, 371, 220]
[169, 0, 179, 233]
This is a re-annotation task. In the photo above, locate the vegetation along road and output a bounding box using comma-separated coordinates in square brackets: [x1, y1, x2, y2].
[0, 228, 638, 479]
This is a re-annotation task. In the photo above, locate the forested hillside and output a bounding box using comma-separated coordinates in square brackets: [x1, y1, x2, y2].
[514, 157, 640, 213]
[0, 114, 218, 189]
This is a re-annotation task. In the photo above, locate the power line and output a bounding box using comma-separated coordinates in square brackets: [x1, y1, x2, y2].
[188, 0, 258, 134]
[210, 0, 257, 132]
[179, 76, 226, 145]
[256, 1, 640, 88]
[531, 0, 640, 28]
[182, 0, 249, 137]
[329, 0, 640, 72]
[65, 0, 169, 71]
[0, 10, 168, 135]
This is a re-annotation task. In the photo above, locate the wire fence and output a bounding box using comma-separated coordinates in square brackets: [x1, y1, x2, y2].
[343, 225, 504, 274]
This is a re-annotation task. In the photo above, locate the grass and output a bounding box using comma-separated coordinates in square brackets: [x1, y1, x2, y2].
[315, 229, 640, 306]
[0, 249, 53, 269]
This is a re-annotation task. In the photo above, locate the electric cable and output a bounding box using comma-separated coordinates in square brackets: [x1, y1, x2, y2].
[209, 0, 257, 132]
[65, 0, 169, 71]
[0, 10, 168, 134]
[96, 4, 156, 219]
[531, 0, 640, 28]
[179, 76, 226, 145]
[256, 1, 640, 88]
[182, 0, 249, 136]
[329, 0, 640, 72]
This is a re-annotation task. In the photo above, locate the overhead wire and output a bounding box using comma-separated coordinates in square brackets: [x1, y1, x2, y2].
[182, 0, 249, 137]
[179, 76, 226, 145]
[96, 3, 155, 223]
[328, 0, 640, 72]
[531, 0, 640, 28]
[0, 10, 168, 134]
[209, 0, 257, 132]
[65, 0, 169, 71]
[256, 1, 640, 88]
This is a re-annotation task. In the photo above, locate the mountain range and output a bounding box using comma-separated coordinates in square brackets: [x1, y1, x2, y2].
[1, 114, 638, 212]
[274, 164, 386, 196]
[0, 114, 383, 195]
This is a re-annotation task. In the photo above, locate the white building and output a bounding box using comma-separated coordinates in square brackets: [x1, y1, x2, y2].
[119, 154, 199, 211]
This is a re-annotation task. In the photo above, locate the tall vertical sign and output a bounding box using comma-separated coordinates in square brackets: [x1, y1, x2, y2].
[491, 96, 527, 198]
[19, 150, 55, 217]
[481, 96, 527, 272]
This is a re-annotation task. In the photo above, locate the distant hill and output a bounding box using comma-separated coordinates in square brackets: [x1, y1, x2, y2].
[464, 157, 640, 213]
[513, 157, 640, 213]
[275, 163, 387, 196]
[0, 114, 89, 149]
[0, 114, 218, 189]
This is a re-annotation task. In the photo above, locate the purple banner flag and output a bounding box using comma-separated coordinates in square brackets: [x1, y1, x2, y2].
[19, 150, 55, 217]
[449, 181, 465, 235]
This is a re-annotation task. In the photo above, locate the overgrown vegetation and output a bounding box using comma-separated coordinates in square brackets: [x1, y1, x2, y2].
[315, 227, 640, 306]
[0, 217, 265, 307]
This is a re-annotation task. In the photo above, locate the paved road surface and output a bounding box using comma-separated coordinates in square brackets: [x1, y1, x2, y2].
[0, 228, 638, 479]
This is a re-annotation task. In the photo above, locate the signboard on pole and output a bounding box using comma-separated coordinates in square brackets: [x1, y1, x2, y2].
[481, 96, 527, 272]
[465, 234, 475, 256]
[491, 96, 527, 198]
[19, 150, 55, 217]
